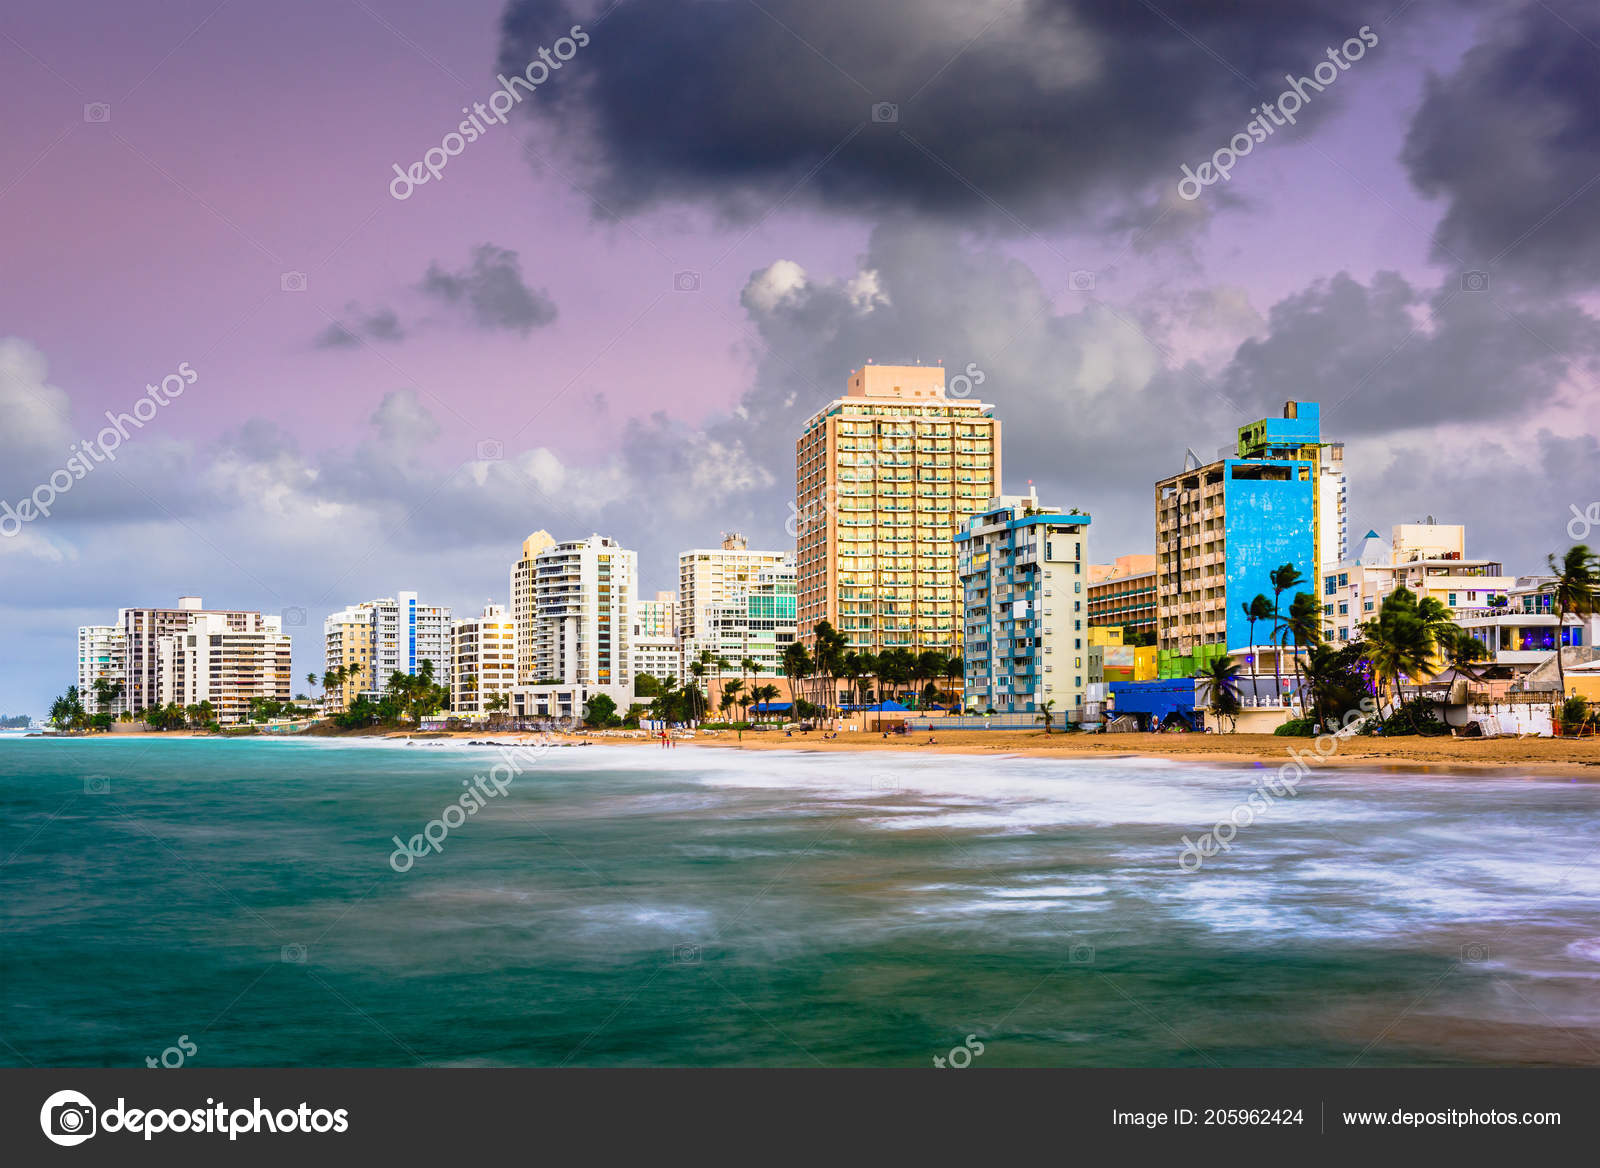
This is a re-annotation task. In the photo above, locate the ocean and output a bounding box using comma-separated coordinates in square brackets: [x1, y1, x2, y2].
[3, 736, 1597, 1067]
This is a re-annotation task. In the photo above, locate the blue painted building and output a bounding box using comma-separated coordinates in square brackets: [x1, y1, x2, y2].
[1156, 408, 1322, 677]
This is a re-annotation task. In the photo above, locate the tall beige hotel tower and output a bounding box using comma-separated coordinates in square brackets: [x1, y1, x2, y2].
[795, 363, 1001, 654]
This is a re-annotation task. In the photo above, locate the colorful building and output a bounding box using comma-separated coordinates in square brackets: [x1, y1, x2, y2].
[1155, 442, 1318, 678]
[1237, 400, 1347, 567]
[796, 363, 1001, 655]
[956, 492, 1090, 718]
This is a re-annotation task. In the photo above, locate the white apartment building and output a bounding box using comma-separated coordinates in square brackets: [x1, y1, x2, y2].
[630, 591, 680, 691]
[683, 562, 797, 684]
[113, 597, 266, 715]
[509, 529, 556, 684]
[450, 603, 518, 716]
[1320, 525, 1514, 644]
[77, 625, 127, 716]
[156, 612, 293, 724]
[677, 534, 792, 646]
[510, 534, 637, 719]
[957, 492, 1092, 718]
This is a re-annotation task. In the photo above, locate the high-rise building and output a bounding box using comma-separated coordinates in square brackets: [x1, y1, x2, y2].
[687, 562, 797, 684]
[677, 534, 791, 647]
[156, 612, 293, 724]
[114, 597, 266, 715]
[321, 592, 452, 703]
[77, 625, 127, 716]
[450, 603, 518, 716]
[510, 534, 637, 720]
[956, 491, 1091, 717]
[322, 606, 375, 713]
[630, 591, 680, 690]
[1236, 401, 1346, 568]
[509, 530, 556, 684]
[1155, 416, 1319, 677]
[1086, 554, 1159, 638]
[795, 363, 1001, 655]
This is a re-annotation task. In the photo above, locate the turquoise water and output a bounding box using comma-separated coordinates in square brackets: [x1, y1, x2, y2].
[3, 736, 1598, 1067]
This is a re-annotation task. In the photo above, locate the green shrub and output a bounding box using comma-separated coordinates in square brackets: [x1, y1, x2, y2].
[1274, 718, 1316, 737]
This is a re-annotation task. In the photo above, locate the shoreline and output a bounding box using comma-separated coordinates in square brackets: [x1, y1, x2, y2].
[19, 726, 1600, 779]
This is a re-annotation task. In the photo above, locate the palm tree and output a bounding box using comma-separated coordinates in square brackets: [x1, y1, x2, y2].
[740, 655, 760, 705]
[687, 659, 709, 722]
[1547, 544, 1600, 698]
[1242, 594, 1274, 687]
[916, 650, 948, 709]
[721, 679, 744, 723]
[1268, 564, 1305, 699]
[1035, 698, 1057, 734]
[1438, 627, 1491, 672]
[781, 642, 812, 721]
[1196, 654, 1242, 732]
[1284, 592, 1323, 713]
[1362, 587, 1433, 711]
[943, 653, 964, 707]
[485, 693, 508, 728]
[306, 672, 319, 704]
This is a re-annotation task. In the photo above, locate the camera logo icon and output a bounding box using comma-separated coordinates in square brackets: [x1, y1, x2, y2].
[280, 271, 308, 293]
[40, 1090, 97, 1146]
[281, 606, 306, 627]
[672, 942, 701, 964]
[476, 438, 504, 461]
[83, 103, 111, 123]
[1069, 270, 1096, 292]
[1461, 942, 1489, 964]
[871, 102, 899, 123]
[1460, 270, 1490, 293]
[83, 775, 110, 795]
[673, 270, 701, 292]
[281, 943, 308, 964]
[1068, 942, 1095, 965]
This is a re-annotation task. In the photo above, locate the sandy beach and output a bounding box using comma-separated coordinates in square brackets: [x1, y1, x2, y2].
[326, 725, 1600, 778]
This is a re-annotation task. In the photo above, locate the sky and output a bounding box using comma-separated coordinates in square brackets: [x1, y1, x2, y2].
[2, 0, 1598, 714]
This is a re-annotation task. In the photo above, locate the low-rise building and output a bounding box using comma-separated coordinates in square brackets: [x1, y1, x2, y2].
[956, 491, 1091, 719]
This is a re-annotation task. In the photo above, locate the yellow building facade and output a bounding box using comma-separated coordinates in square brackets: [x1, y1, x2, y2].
[795, 364, 1000, 654]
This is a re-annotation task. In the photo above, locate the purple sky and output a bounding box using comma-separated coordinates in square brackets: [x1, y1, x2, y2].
[3, 0, 1597, 713]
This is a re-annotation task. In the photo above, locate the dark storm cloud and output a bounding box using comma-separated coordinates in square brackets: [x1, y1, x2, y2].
[498, 0, 1414, 227]
[1216, 271, 1600, 434]
[1402, 0, 1600, 290]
